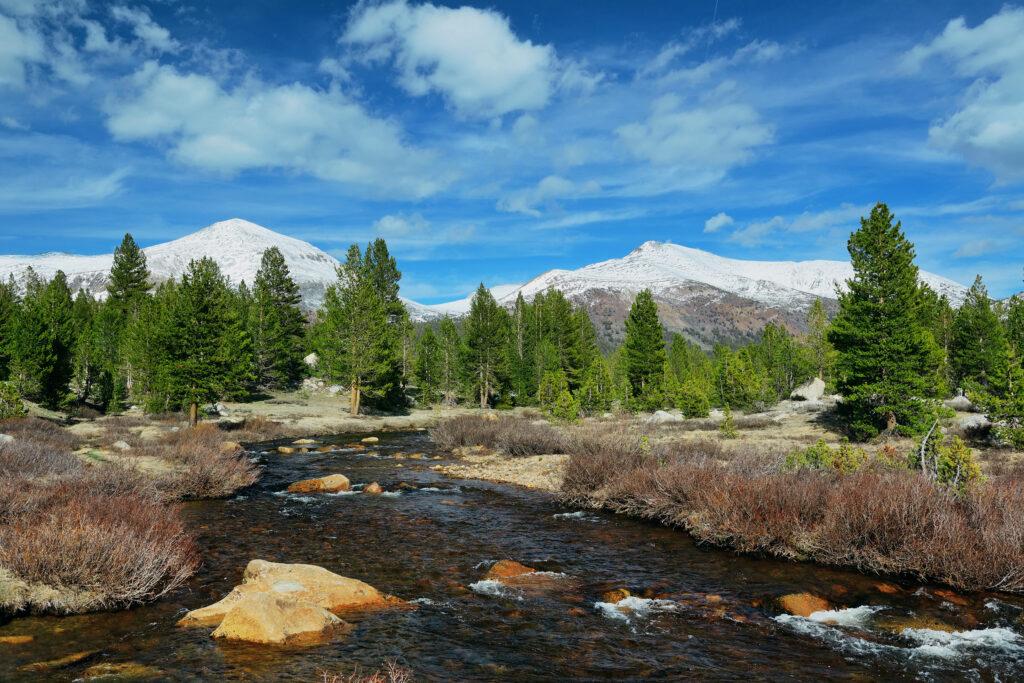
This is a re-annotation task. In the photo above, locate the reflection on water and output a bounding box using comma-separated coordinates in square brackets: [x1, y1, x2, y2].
[1, 431, 1022, 681]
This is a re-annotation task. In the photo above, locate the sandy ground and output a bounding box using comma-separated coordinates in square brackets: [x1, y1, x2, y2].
[438, 449, 568, 493]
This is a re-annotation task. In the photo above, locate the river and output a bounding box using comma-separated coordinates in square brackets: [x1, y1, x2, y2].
[1, 431, 1022, 681]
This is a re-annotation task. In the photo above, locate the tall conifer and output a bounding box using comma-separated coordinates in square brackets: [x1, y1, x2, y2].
[623, 289, 665, 409]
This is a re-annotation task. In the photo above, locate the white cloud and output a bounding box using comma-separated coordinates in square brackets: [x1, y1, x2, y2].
[110, 5, 179, 54]
[904, 7, 1024, 181]
[0, 13, 44, 88]
[726, 203, 868, 246]
[343, 0, 573, 118]
[617, 94, 773, 187]
[374, 212, 428, 236]
[105, 61, 450, 199]
[703, 211, 733, 233]
[497, 174, 600, 216]
[954, 238, 1001, 258]
[0, 167, 128, 211]
[728, 215, 783, 246]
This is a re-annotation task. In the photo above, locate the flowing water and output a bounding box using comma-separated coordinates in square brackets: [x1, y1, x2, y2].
[2, 431, 1023, 681]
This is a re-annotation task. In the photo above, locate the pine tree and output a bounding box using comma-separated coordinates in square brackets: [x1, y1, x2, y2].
[0, 276, 17, 380]
[464, 284, 509, 408]
[10, 270, 75, 407]
[506, 293, 534, 405]
[438, 316, 464, 405]
[950, 275, 1010, 394]
[752, 323, 814, 402]
[316, 245, 400, 415]
[806, 299, 834, 381]
[107, 233, 150, 307]
[829, 203, 942, 439]
[414, 326, 442, 405]
[363, 238, 407, 407]
[1007, 294, 1024, 359]
[623, 289, 666, 410]
[251, 247, 306, 389]
[219, 285, 256, 400]
[166, 258, 235, 425]
[577, 357, 613, 415]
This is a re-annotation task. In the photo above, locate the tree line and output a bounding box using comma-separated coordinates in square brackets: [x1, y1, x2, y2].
[0, 203, 1021, 443]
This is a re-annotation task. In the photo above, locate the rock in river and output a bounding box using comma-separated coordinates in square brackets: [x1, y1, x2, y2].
[361, 436, 379, 444]
[287, 474, 350, 494]
[779, 593, 830, 617]
[485, 560, 537, 581]
[178, 560, 405, 629]
[211, 592, 346, 646]
[363, 482, 383, 495]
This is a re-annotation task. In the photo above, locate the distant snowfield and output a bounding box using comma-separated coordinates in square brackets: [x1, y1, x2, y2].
[0, 219, 967, 319]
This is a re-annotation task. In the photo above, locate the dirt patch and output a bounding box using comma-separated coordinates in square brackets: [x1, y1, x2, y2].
[440, 451, 568, 493]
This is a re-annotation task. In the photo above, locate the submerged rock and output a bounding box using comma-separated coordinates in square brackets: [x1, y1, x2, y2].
[178, 559, 404, 629]
[277, 446, 296, 455]
[18, 650, 97, 672]
[81, 661, 165, 680]
[287, 474, 350, 494]
[602, 588, 631, 604]
[0, 635, 33, 645]
[779, 593, 830, 617]
[211, 592, 346, 646]
[363, 482, 383, 495]
[484, 560, 536, 581]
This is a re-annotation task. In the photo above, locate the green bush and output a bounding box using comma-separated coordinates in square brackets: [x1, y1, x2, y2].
[935, 436, 983, 493]
[0, 383, 27, 420]
[719, 406, 738, 439]
[552, 389, 580, 424]
[785, 439, 868, 474]
[675, 379, 711, 418]
[537, 370, 569, 413]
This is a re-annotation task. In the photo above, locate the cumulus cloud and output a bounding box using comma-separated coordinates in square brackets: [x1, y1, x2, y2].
[110, 5, 178, 54]
[497, 174, 600, 216]
[703, 211, 733, 232]
[343, 0, 593, 118]
[617, 94, 773, 187]
[105, 61, 450, 198]
[726, 203, 868, 246]
[954, 238, 1001, 258]
[374, 212, 428, 236]
[728, 215, 784, 246]
[903, 7, 1024, 181]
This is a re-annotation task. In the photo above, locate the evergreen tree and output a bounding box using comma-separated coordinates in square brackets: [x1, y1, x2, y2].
[806, 299, 834, 381]
[829, 203, 941, 439]
[0, 276, 17, 380]
[122, 281, 177, 412]
[751, 323, 814, 402]
[464, 284, 509, 408]
[577, 357, 613, 415]
[251, 247, 306, 389]
[70, 290, 101, 405]
[1007, 294, 1024, 359]
[219, 285, 256, 400]
[317, 244, 402, 415]
[363, 238, 407, 407]
[165, 258, 236, 425]
[10, 270, 75, 407]
[438, 316, 464, 405]
[918, 284, 955, 397]
[107, 233, 150, 307]
[506, 293, 534, 404]
[623, 289, 666, 410]
[714, 345, 771, 410]
[950, 275, 1010, 393]
[414, 326, 442, 405]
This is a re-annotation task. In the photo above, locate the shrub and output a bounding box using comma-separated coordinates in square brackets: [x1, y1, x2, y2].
[719, 407, 738, 439]
[0, 467, 198, 614]
[934, 436, 983, 493]
[319, 661, 412, 683]
[675, 379, 711, 418]
[785, 439, 868, 474]
[150, 424, 260, 498]
[0, 440, 83, 478]
[430, 414, 568, 457]
[0, 382, 26, 420]
[560, 447, 1024, 593]
[551, 390, 580, 423]
[0, 417, 79, 451]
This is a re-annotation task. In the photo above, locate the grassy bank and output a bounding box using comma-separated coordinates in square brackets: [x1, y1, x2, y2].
[434, 414, 1024, 594]
[0, 416, 263, 615]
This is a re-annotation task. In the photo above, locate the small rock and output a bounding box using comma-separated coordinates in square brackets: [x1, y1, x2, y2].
[944, 394, 977, 412]
[0, 635, 33, 645]
[277, 446, 296, 455]
[0, 434, 13, 444]
[81, 662, 164, 680]
[779, 593, 830, 618]
[648, 410, 681, 424]
[568, 607, 588, 617]
[361, 436, 379, 444]
[111, 440, 131, 451]
[293, 438, 317, 445]
[875, 581, 901, 595]
[933, 588, 970, 606]
[214, 402, 229, 415]
[326, 385, 344, 396]
[484, 560, 536, 581]
[956, 414, 991, 430]
[287, 474, 350, 494]
[601, 588, 631, 603]
[303, 353, 319, 368]
[18, 650, 97, 672]
[409, 453, 424, 460]
[363, 482, 383, 495]
[211, 592, 345, 646]
[877, 615, 957, 634]
[316, 445, 335, 453]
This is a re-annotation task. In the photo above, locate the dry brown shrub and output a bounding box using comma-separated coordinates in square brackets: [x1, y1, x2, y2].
[0, 467, 198, 614]
[560, 448, 1024, 593]
[0, 440, 83, 478]
[142, 424, 259, 498]
[431, 414, 567, 456]
[229, 415, 288, 442]
[319, 661, 412, 683]
[0, 417, 79, 451]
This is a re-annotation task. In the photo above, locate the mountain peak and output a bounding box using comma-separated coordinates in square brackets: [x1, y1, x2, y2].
[195, 218, 278, 239]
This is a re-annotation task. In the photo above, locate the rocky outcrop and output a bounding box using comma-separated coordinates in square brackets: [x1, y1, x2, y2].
[791, 377, 825, 402]
[211, 592, 345, 646]
[287, 474, 350, 494]
[178, 560, 404, 629]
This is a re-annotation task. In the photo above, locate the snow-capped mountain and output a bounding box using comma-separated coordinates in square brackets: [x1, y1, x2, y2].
[0, 219, 340, 308]
[0, 223, 968, 347]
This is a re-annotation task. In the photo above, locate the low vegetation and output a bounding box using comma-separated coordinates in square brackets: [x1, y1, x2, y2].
[319, 661, 412, 683]
[0, 421, 199, 615]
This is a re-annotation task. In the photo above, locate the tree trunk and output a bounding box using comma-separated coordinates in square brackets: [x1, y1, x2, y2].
[350, 381, 360, 416]
[189, 402, 198, 427]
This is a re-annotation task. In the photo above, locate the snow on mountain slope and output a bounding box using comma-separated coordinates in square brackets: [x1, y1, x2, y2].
[493, 241, 967, 310]
[426, 283, 523, 317]
[0, 219, 342, 309]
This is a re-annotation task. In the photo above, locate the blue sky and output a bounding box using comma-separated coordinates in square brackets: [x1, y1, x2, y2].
[1, 0, 1023, 302]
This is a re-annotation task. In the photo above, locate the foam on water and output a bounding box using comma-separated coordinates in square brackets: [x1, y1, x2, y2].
[469, 580, 523, 601]
[553, 511, 603, 522]
[807, 605, 886, 627]
[272, 491, 317, 503]
[595, 596, 678, 623]
[902, 627, 1023, 659]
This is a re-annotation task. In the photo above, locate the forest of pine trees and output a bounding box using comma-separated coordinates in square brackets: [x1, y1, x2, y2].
[0, 206, 1021, 443]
